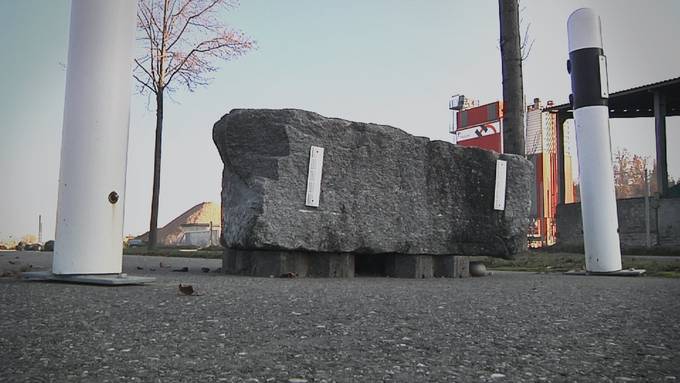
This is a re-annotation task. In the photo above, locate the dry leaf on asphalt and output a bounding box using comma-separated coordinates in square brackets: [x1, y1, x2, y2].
[178, 284, 195, 295]
[178, 284, 203, 296]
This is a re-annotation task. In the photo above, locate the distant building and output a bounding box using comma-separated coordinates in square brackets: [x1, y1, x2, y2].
[525, 98, 576, 247]
[136, 202, 221, 247]
[448, 96, 576, 248]
[177, 223, 220, 247]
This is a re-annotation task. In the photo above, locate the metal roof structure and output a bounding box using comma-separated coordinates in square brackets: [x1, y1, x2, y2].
[548, 76, 678, 202]
[547, 76, 680, 119]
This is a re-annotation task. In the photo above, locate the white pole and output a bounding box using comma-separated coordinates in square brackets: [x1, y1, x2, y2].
[53, 0, 138, 275]
[567, 8, 622, 272]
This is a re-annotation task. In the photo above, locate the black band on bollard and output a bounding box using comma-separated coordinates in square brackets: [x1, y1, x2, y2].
[568, 47, 608, 109]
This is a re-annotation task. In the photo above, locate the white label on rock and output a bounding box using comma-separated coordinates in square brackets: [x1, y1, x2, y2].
[305, 146, 324, 207]
[494, 160, 507, 211]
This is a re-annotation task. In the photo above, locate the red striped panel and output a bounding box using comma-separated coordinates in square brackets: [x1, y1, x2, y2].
[457, 101, 504, 130]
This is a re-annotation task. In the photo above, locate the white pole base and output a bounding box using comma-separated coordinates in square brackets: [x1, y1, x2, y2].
[22, 271, 155, 285]
[564, 269, 646, 277]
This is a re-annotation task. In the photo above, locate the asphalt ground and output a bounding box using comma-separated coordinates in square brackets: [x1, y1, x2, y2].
[1, 251, 679, 382]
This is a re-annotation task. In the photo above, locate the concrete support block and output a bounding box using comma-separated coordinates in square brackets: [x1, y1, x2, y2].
[309, 253, 355, 278]
[224, 249, 468, 278]
[223, 249, 354, 278]
[433, 255, 470, 278]
[386, 255, 433, 279]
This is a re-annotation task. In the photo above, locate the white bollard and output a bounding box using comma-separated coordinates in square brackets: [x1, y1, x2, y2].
[567, 8, 622, 273]
[53, 0, 138, 274]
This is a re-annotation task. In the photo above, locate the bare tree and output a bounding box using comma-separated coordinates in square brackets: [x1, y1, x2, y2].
[498, 0, 525, 155]
[135, 0, 254, 248]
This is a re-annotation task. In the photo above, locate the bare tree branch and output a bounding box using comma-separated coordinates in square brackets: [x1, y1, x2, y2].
[134, 58, 157, 91]
[135, 0, 255, 249]
[164, 29, 252, 88]
[133, 73, 157, 94]
[517, 0, 535, 61]
[520, 22, 535, 61]
[166, 0, 223, 52]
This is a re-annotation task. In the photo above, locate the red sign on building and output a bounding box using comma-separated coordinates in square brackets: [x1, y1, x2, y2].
[455, 101, 504, 153]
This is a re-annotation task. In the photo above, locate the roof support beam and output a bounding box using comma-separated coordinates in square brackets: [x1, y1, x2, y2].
[654, 91, 669, 196]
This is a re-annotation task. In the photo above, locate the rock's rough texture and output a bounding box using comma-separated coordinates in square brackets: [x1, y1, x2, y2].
[213, 109, 532, 258]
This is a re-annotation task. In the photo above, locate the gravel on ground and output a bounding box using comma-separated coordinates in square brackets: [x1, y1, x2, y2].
[1, 251, 679, 382]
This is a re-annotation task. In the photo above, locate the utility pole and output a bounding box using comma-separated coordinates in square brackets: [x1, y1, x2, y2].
[498, 0, 525, 155]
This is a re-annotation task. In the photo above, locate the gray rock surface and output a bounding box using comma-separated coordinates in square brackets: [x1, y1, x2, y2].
[213, 109, 532, 258]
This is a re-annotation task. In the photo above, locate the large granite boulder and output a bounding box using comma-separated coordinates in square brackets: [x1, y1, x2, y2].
[213, 109, 532, 258]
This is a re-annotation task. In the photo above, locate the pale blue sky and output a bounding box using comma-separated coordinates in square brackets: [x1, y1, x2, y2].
[1, 0, 678, 241]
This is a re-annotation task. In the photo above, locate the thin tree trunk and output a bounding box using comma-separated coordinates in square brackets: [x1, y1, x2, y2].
[148, 91, 163, 249]
[499, 0, 525, 155]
